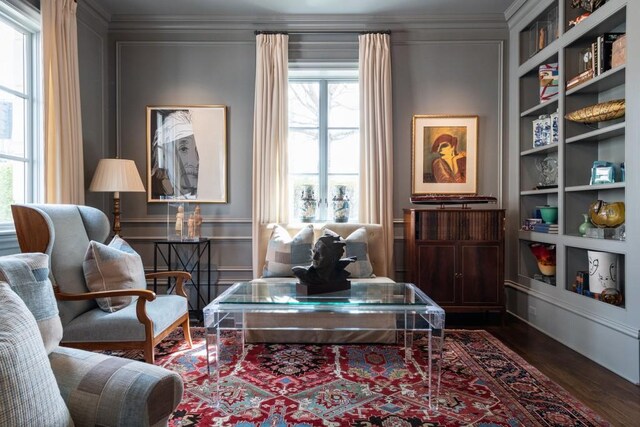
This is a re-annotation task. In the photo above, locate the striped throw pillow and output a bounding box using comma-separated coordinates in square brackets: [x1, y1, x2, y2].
[83, 235, 147, 312]
[263, 225, 314, 277]
[323, 227, 374, 278]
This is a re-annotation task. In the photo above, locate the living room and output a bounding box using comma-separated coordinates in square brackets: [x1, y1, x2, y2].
[1, 0, 639, 425]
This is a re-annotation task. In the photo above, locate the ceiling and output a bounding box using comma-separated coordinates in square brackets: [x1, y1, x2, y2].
[91, 0, 518, 18]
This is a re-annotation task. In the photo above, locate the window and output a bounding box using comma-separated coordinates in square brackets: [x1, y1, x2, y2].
[0, 4, 41, 226]
[288, 69, 359, 222]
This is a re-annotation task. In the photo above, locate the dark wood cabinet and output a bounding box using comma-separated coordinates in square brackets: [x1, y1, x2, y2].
[404, 208, 505, 313]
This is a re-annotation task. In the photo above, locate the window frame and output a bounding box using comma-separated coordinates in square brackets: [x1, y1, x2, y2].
[0, 1, 42, 231]
[288, 69, 359, 222]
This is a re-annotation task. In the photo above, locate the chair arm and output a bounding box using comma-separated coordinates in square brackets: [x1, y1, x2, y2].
[54, 288, 157, 301]
[50, 346, 183, 427]
[145, 271, 191, 298]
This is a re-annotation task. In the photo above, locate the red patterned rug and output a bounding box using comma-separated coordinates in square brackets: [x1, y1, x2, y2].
[108, 329, 609, 426]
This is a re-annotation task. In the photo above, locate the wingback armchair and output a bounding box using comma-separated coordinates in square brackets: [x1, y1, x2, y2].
[11, 204, 192, 364]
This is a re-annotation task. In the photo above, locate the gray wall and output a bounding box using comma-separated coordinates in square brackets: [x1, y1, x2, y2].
[75, 7, 508, 300]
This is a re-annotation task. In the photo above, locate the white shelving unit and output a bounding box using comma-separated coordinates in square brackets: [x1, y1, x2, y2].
[507, 0, 640, 383]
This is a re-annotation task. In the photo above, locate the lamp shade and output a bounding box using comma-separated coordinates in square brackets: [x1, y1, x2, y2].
[89, 158, 145, 193]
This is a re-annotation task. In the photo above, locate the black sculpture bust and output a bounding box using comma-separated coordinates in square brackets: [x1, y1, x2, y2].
[292, 234, 356, 294]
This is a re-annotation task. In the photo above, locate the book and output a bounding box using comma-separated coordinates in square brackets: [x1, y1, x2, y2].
[533, 223, 559, 234]
[599, 33, 625, 74]
[567, 69, 594, 89]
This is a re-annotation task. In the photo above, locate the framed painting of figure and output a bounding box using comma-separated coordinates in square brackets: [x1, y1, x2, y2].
[147, 105, 227, 203]
[411, 115, 478, 195]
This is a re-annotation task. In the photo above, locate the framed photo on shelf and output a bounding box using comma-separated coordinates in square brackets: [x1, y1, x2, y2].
[411, 115, 478, 195]
[146, 105, 227, 203]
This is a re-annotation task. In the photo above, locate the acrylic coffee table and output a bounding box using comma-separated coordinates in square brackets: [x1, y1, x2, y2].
[203, 281, 445, 410]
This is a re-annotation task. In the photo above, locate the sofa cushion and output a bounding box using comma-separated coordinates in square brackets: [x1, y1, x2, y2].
[0, 282, 74, 427]
[263, 224, 314, 277]
[323, 226, 374, 278]
[0, 253, 63, 354]
[83, 236, 147, 312]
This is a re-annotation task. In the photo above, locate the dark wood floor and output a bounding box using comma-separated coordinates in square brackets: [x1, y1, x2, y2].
[453, 314, 640, 426]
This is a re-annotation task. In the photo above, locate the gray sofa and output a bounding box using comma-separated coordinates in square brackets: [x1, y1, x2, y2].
[248, 222, 396, 343]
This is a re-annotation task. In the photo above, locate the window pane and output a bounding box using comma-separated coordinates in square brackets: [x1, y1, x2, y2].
[328, 175, 358, 222]
[328, 129, 358, 174]
[0, 159, 25, 222]
[289, 129, 319, 174]
[289, 82, 319, 127]
[0, 91, 25, 157]
[328, 82, 358, 128]
[0, 20, 25, 93]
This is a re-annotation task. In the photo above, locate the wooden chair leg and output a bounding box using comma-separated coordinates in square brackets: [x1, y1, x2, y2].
[182, 317, 193, 348]
[144, 341, 155, 364]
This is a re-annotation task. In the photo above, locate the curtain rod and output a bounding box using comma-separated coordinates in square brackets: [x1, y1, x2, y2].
[254, 30, 391, 35]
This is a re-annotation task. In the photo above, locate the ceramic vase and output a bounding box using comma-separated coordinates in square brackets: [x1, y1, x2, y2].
[299, 185, 317, 223]
[332, 185, 350, 223]
[530, 243, 556, 276]
[578, 213, 594, 236]
[587, 250, 618, 294]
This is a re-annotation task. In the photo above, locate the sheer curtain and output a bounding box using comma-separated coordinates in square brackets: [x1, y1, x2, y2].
[359, 33, 394, 278]
[252, 34, 289, 277]
[42, 0, 84, 204]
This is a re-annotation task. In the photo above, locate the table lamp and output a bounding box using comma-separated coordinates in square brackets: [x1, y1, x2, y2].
[89, 158, 145, 236]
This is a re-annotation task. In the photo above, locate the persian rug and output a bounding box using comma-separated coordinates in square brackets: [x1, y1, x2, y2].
[108, 329, 609, 426]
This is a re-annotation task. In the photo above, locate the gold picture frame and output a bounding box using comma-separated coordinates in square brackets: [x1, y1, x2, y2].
[411, 115, 478, 195]
[146, 105, 227, 203]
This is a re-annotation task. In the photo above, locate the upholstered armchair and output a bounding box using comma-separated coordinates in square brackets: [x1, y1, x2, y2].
[11, 204, 192, 364]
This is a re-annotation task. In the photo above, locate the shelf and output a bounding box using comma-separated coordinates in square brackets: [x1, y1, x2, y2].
[565, 122, 625, 144]
[521, 144, 558, 156]
[560, 0, 627, 48]
[563, 235, 626, 252]
[518, 38, 560, 77]
[521, 188, 559, 196]
[566, 65, 626, 96]
[520, 97, 559, 117]
[565, 182, 625, 192]
[519, 231, 558, 245]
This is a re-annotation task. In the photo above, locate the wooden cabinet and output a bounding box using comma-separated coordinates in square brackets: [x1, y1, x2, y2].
[404, 208, 505, 313]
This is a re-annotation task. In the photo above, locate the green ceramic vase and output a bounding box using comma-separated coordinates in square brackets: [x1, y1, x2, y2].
[578, 213, 594, 236]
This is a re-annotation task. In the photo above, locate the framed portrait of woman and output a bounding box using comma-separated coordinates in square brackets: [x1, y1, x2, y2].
[411, 115, 478, 195]
[146, 105, 227, 203]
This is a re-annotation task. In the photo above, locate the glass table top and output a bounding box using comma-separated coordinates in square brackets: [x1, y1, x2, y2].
[207, 282, 443, 311]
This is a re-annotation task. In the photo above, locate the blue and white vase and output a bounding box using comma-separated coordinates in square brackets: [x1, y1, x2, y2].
[332, 185, 350, 223]
[299, 185, 317, 222]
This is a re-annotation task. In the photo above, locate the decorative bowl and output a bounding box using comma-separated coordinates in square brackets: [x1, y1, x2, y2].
[538, 206, 558, 224]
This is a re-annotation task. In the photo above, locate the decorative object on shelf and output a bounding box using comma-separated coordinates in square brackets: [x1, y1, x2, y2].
[530, 243, 556, 276]
[567, 69, 594, 90]
[620, 162, 625, 182]
[332, 185, 350, 223]
[590, 161, 615, 184]
[538, 63, 558, 101]
[587, 250, 619, 294]
[572, 270, 589, 294]
[147, 105, 228, 203]
[522, 218, 542, 231]
[193, 204, 202, 237]
[538, 206, 558, 224]
[535, 155, 558, 188]
[589, 200, 625, 228]
[585, 224, 625, 240]
[569, 12, 591, 28]
[611, 34, 627, 68]
[578, 213, 595, 236]
[89, 158, 146, 237]
[411, 115, 478, 196]
[292, 233, 355, 295]
[299, 185, 317, 222]
[600, 287, 623, 306]
[532, 115, 552, 147]
[550, 111, 559, 145]
[571, 0, 607, 13]
[565, 99, 625, 123]
[175, 204, 185, 239]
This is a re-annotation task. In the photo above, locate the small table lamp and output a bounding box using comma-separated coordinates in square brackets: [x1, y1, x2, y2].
[89, 158, 145, 236]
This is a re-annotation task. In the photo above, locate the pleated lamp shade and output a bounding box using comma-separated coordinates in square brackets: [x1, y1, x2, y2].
[89, 158, 145, 193]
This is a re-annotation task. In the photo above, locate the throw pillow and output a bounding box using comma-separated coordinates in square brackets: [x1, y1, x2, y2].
[323, 227, 374, 278]
[0, 253, 63, 354]
[83, 235, 147, 312]
[263, 225, 314, 277]
[0, 282, 74, 427]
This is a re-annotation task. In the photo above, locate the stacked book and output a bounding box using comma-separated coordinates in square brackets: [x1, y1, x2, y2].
[533, 223, 558, 234]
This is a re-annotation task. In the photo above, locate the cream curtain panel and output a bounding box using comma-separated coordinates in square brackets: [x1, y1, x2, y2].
[252, 34, 289, 278]
[359, 33, 394, 278]
[42, 0, 84, 204]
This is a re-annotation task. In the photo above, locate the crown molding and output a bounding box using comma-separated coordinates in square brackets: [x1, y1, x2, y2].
[107, 13, 508, 32]
[79, 0, 111, 25]
[503, 0, 527, 22]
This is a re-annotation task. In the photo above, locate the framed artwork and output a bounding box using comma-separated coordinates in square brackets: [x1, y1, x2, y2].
[146, 105, 227, 203]
[411, 115, 478, 195]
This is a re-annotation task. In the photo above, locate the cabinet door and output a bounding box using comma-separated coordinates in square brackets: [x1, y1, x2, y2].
[460, 243, 502, 305]
[416, 242, 456, 304]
